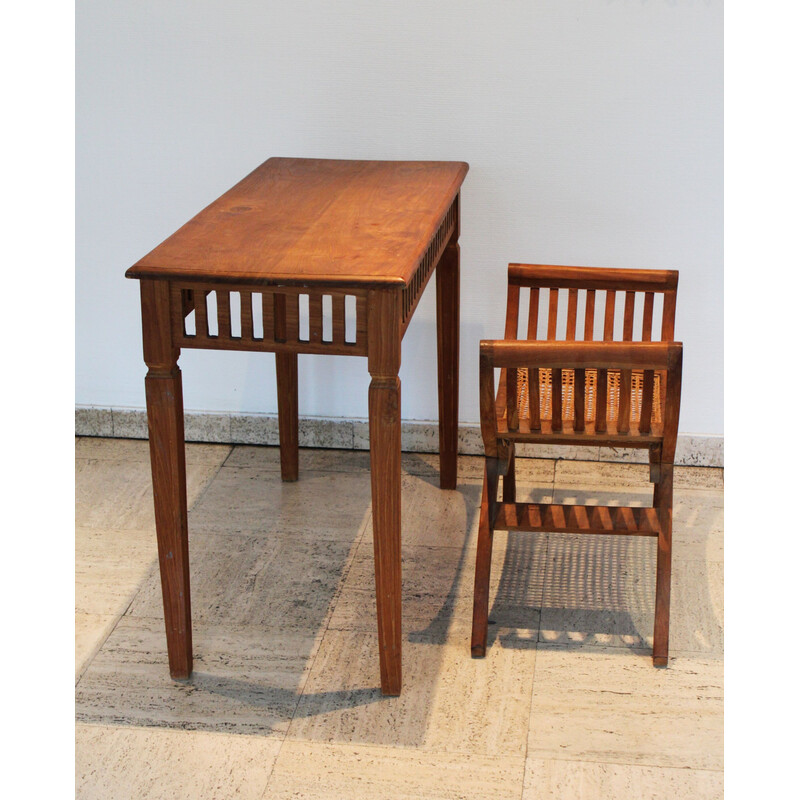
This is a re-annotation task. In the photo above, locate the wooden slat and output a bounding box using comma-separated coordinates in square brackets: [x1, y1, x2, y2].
[603, 290, 616, 341]
[618, 368, 632, 435]
[285, 293, 300, 341]
[584, 289, 596, 341]
[262, 291, 274, 342]
[332, 293, 346, 345]
[493, 502, 660, 536]
[574, 367, 585, 432]
[662, 289, 677, 340]
[642, 291, 654, 342]
[640, 369, 655, 435]
[530, 366, 541, 430]
[505, 283, 520, 339]
[618, 291, 635, 434]
[217, 290, 231, 339]
[309, 293, 323, 343]
[547, 288, 559, 340]
[566, 288, 578, 340]
[596, 367, 608, 433]
[527, 287, 540, 340]
[551, 367, 562, 431]
[623, 291, 636, 341]
[506, 367, 519, 431]
[240, 291, 253, 340]
[195, 289, 209, 339]
[274, 292, 287, 342]
[355, 293, 368, 346]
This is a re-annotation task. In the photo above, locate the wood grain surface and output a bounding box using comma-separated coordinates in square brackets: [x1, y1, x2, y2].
[127, 158, 468, 288]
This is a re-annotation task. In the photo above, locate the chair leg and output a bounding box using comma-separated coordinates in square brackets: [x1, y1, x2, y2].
[653, 462, 673, 666]
[503, 446, 516, 504]
[471, 461, 499, 657]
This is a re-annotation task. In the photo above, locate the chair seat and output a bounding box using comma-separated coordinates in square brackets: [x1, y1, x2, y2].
[496, 367, 664, 440]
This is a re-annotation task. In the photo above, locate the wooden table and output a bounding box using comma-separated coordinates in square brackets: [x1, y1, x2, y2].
[126, 157, 468, 695]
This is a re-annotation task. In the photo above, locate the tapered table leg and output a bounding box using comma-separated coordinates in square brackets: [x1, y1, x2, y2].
[141, 280, 192, 679]
[436, 238, 460, 490]
[369, 375, 402, 695]
[276, 352, 299, 482]
[367, 288, 403, 695]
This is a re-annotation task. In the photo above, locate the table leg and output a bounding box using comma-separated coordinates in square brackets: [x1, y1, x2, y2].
[368, 375, 402, 695]
[367, 288, 403, 695]
[436, 238, 460, 490]
[141, 280, 192, 679]
[276, 352, 299, 481]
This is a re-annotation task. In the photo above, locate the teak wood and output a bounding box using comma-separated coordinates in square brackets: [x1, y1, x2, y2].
[127, 157, 468, 695]
[471, 264, 682, 666]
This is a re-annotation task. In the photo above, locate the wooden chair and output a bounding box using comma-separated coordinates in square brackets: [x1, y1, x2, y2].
[471, 264, 682, 665]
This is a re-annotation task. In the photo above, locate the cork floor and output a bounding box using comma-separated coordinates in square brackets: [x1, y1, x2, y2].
[75, 437, 723, 799]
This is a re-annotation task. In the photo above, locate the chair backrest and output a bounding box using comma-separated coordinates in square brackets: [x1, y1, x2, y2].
[503, 264, 678, 344]
[498, 265, 679, 444]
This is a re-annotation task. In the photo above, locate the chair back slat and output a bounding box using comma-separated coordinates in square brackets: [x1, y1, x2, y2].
[547, 288, 559, 340]
[603, 291, 616, 341]
[623, 291, 635, 340]
[584, 289, 596, 341]
[642, 292, 654, 342]
[527, 287, 540, 339]
[566, 288, 578, 340]
[505, 284, 520, 339]
[661, 289, 677, 340]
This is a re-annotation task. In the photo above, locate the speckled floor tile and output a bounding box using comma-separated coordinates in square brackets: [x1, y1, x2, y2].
[75, 436, 232, 466]
[327, 541, 476, 638]
[224, 444, 372, 472]
[76, 723, 282, 800]
[554, 459, 723, 492]
[522, 757, 722, 800]
[76, 613, 118, 679]
[266, 739, 526, 799]
[75, 616, 318, 735]
[526, 646, 723, 769]
[671, 492, 724, 562]
[399, 474, 482, 548]
[127, 529, 359, 631]
[288, 628, 537, 756]
[538, 535, 723, 655]
[187, 467, 373, 539]
[75, 458, 223, 530]
[76, 527, 157, 616]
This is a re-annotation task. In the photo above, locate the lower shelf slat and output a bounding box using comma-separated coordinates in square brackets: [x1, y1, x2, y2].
[493, 503, 660, 536]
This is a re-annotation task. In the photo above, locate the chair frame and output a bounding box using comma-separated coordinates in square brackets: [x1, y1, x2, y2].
[471, 264, 682, 666]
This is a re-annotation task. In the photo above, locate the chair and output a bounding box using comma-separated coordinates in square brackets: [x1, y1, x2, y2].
[471, 264, 682, 665]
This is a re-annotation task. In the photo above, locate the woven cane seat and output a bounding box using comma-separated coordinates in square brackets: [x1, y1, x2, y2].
[497, 367, 664, 438]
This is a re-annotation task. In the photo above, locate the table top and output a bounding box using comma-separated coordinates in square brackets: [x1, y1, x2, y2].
[126, 157, 468, 288]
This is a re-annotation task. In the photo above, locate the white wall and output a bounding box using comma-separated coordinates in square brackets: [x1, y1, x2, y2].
[76, 1, 722, 435]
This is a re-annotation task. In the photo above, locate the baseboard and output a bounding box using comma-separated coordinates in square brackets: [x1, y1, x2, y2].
[75, 406, 723, 467]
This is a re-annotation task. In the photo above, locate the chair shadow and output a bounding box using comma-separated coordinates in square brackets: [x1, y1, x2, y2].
[484, 485, 721, 657]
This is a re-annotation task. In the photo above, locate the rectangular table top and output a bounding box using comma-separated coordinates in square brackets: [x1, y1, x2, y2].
[126, 157, 468, 289]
